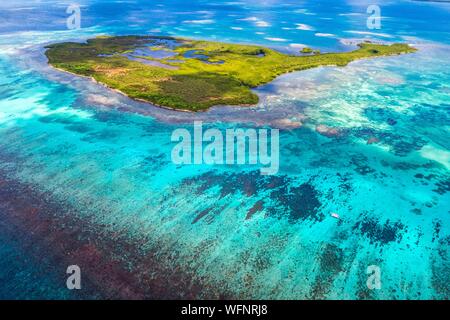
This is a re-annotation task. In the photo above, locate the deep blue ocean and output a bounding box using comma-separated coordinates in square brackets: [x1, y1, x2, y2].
[0, 0, 449, 299]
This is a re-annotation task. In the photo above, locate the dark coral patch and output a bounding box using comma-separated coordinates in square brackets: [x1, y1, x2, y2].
[350, 154, 376, 176]
[414, 173, 437, 180]
[268, 182, 323, 222]
[141, 153, 170, 170]
[378, 132, 428, 157]
[410, 103, 450, 128]
[309, 243, 345, 299]
[65, 124, 92, 133]
[192, 204, 229, 225]
[386, 118, 397, 126]
[246, 200, 264, 220]
[431, 236, 450, 298]
[363, 106, 398, 124]
[192, 208, 211, 224]
[353, 216, 406, 245]
[354, 122, 428, 157]
[432, 219, 442, 242]
[433, 178, 450, 195]
[182, 171, 324, 223]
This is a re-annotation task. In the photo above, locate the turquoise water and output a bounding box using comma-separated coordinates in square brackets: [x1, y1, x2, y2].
[0, 0, 449, 299]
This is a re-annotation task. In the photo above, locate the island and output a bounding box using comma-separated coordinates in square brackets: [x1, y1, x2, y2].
[45, 36, 416, 112]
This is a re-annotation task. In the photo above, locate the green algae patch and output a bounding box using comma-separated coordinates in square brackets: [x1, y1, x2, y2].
[45, 36, 416, 111]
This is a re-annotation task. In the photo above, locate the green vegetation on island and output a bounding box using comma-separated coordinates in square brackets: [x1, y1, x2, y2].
[45, 36, 416, 111]
[300, 47, 321, 55]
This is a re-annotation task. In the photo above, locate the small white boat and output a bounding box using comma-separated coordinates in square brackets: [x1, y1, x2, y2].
[331, 213, 340, 219]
